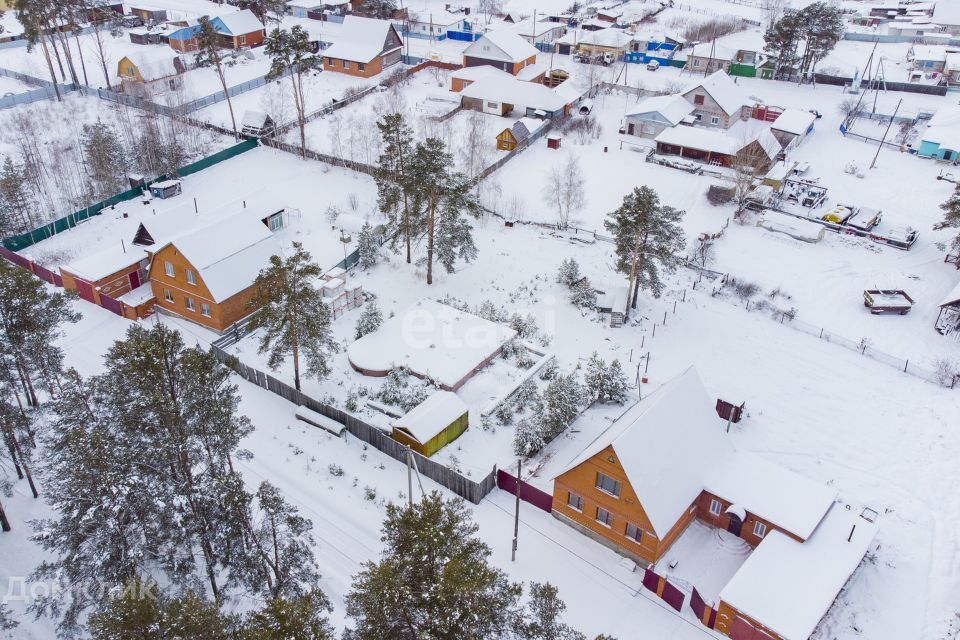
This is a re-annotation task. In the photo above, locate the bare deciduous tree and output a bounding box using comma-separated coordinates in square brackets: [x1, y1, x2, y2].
[542, 156, 586, 229]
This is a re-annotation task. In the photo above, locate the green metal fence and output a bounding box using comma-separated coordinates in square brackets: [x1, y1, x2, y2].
[2, 138, 259, 252]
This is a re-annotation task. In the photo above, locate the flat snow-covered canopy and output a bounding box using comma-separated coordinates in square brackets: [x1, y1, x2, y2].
[556, 367, 835, 540]
[460, 76, 568, 112]
[322, 16, 400, 63]
[451, 65, 513, 83]
[682, 70, 749, 117]
[720, 504, 878, 640]
[772, 109, 816, 136]
[464, 30, 538, 62]
[655, 126, 738, 155]
[394, 391, 468, 444]
[626, 94, 695, 125]
[576, 27, 632, 49]
[348, 299, 517, 389]
[61, 247, 148, 281]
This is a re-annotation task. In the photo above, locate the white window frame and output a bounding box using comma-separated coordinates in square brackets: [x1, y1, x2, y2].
[753, 521, 767, 538]
[709, 498, 722, 516]
[567, 491, 583, 512]
[185, 297, 195, 312]
[200, 302, 211, 317]
[185, 268, 196, 285]
[710, 116, 720, 125]
[164, 261, 174, 277]
[163, 288, 173, 303]
[595, 506, 613, 528]
[595, 472, 621, 498]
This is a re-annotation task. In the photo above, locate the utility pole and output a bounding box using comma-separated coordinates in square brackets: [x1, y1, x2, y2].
[512, 458, 521, 561]
[870, 98, 901, 170]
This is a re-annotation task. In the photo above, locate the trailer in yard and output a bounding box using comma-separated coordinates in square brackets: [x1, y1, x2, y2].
[863, 289, 914, 315]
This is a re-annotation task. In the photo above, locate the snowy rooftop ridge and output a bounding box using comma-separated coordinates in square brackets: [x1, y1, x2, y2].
[393, 391, 468, 444]
[625, 94, 695, 125]
[459, 75, 568, 112]
[464, 30, 538, 63]
[321, 16, 400, 63]
[682, 70, 749, 117]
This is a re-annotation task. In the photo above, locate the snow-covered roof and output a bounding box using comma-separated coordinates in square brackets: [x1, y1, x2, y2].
[911, 44, 948, 61]
[557, 368, 835, 539]
[939, 280, 960, 307]
[720, 504, 878, 640]
[922, 105, 960, 149]
[242, 110, 271, 128]
[933, 1, 960, 26]
[451, 65, 513, 84]
[61, 247, 148, 282]
[460, 76, 568, 112]
[214, 9, 264, 36]
[347, 299, 517, 389]
[119, 50, 181, 82]
[394, 391, 468, 444]
[408, 10, 464, 26]
[322, 16, 400, 63]
[655, 126, 739, 155]
[686, 42, 738, 60]
[682, 70, 749, 116]
[576, 27, 632, 49]
[510, 18, 566, 38]
[516, 62, 547, 81]
[625, 94, 695, 125]
[750, 127, 782, 160]
[464, 30, 539, 63]
[947, 52, 960, 71]
[771, 109, 816, 136]
[118, 282, 155, 307]
[163, 213, 280, 303]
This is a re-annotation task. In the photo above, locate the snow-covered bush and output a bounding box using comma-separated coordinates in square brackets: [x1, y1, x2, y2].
[375, 368, 430, 412]
[556, 258, 581, 286]
[513, 416, 545, 458]
[569, 278, 597, 309]
[355, 301, 383, 339]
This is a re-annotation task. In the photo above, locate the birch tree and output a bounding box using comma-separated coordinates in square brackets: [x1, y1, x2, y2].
[246, 242, 337, 391]
[604, 186, 686, 316]
[542, 156, 586, 229]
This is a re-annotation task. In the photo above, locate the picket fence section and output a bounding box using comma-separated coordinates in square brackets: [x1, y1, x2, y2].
[209, 342, 497, 505]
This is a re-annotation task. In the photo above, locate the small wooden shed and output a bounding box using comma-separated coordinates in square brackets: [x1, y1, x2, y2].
[496, 127, 519, 151]
[149, 179, 182, 199]
[391, 391, 469, 457]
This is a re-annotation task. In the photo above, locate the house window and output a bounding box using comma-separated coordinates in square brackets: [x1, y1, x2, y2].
[694, 114, 702, 121]
[239, 34, 246, 45]
[344, 61, 351, 69]
[200, 302, 211, 317]
[185, 297, 196, 312]
[567, 491, 583, 511]
[358, 62, 366, 71]
[625, 522, 643, 543]
[163, 288, 173, 303]
[692, 59, 701, 67]
[694, 94, 705, 105]
[164, 261, 174, 277]
[710, 116, 720, 125]
[269, 214, 283, 231]
[185, 268, 196, 285]
[709, 498, 722, 516]
[595, 472, 620, 497]
[595, 506, 613, 527]
[753, 521, 767, 538]
[487, 101, 498, 109]
[168, 79, 176, 91]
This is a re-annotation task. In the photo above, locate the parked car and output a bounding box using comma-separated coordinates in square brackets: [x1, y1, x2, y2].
[647, 59, 660, 71]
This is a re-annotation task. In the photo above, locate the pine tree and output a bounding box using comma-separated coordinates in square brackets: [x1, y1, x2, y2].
[604, 186, 686, 317]
[0, 157, 35, 235]
[376, 113, 417, 264]
[513, 416, 545, 457]
[239, 589, 335, 640]
[249, 481, 320, 598]
[796, 2, 843, 76]
[355, 300, 383, 339]
[233, 0, 287, 24]
[763, 8, 802, 78]
[357, 222, 381, 270]
[247, 242, 338, 391]
[556, 258, 581, 287]
[408, 138, 480, 284]
[569, 278, 596, 309]
[81, 120, 127, 198]
[936, 183, 960, 250]
[357, 0, 397, 19]
[14, 0, 62, 100]
[344, 492, 523, 640]
[514, 582, 586, 640]
[605, 360, 628, 404]
[196, 16, 238, 138]
[541, 370, 582, 442]
[0, 604, 17, 634]
[266, 26, 319, 159]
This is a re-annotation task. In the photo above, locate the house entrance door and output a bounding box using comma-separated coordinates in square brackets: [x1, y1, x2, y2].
[726, 513, 743, 536]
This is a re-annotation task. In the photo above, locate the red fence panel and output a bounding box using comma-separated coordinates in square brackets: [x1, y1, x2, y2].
[715, 398, 743, 423]
[31, 262, 57, 285]
[496, 469, 553, 512]
[642, 568, 659, 594]
[0, 246, 31, 269]
[690, 587, 706, 621]
[99, 294, 123, 316]
[661, 580, 684, 612]
[53, 273, 63, 287]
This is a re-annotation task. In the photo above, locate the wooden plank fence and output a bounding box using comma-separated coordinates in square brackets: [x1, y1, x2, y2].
[209, 343, 497, 504]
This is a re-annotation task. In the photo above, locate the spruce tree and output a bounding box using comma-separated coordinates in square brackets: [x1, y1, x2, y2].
[514, 582, 586, 640]
[569, 278, 596, 309]
[358, 0, 397, 19]
[556, 258, 581, 287]
[513, 416, 545, 457]
[408, 138, 480, 284]
[233, 0, 287, 24]
[936, 183, 960, 250]
[344, 491, 523, 640]
[246, 242, 338, 391]
[240, 589, 335, 640]
[357, 221, 381, 270]
[355, 300, 383, 339]
[376, 113, 416, 263]
[605, 360, 628, 404]
[604, 186, 686, 317]
[0, 604, 17, 634]
[541, 370, 582, 441]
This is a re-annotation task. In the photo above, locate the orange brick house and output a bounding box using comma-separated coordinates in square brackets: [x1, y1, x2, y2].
[147, 212, 281, 332]
[551, 368, 877, 640]
[462, 30, 538, 75]
[322, 16, 402, 78]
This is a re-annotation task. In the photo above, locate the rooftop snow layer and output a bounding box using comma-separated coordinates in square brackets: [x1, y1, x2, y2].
[655, 126, 739, 155]
[321, 16, 399, 63]
[464, 30, 538, 62]
[61, 247, 148, 281]
[556, 368, 835, 540]
[393, 391, 468, 444]
[347, 299, 517, 389]
[771, 109, 816, 136]
[460, 75, 568, 111]
[719, 504, 878, 640]
[214, 9, 264, 36]
[682, 70, 749, 117]
[625, 94, 695, 125]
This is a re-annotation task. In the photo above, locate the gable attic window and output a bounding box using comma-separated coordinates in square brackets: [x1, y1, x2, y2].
[595, 472, 620, 497]
[753, 521, 767, 538]
[185, 297, 196, 312]
[164, 261, 175, 277]
[185, 268, 196, 285]
[694, 94, 705, 105]
[709, 498, 722, 516]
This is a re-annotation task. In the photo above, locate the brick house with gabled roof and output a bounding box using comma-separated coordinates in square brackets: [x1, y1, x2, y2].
[681, 70, 750, 128]
[462, 30, 539, 75]
[322, 16, 402, 78]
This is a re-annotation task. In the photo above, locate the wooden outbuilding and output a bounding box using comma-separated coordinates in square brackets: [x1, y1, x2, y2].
[391, 391, 469, 457]
[496, 127, 519, 151]
[149, 179, 182, 199]
[129, 5, 168, 23]
[117, 51, 185, 96]
[936, 281, 960, 335]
